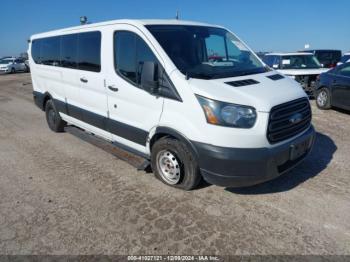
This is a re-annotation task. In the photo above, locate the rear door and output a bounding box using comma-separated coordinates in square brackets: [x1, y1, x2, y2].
[60, 33, 82, 119]
[104, 26, 164, 154]
[76, 31, 109, 139]
[332, 63, 350, 109]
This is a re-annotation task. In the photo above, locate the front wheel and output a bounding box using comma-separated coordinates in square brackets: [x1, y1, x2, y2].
[151, 137, 201, 190]
[10, 67, 15, 74]
[316, 88, 331, 109]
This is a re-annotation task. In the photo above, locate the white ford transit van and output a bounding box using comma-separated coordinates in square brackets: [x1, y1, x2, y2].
[29, 19, 315, 190]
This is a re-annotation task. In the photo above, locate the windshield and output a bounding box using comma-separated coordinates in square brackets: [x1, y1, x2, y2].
[146, 25, 267, 79]
[341, 55, 350, 63]
[280, 55, 322, 69]
[0, 59, 12, 64]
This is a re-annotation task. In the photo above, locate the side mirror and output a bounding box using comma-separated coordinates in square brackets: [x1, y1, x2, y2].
[140, 61, 159, 94]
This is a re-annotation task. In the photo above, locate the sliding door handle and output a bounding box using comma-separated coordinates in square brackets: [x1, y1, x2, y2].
[80, 77, 88, 83]
[108, 85, 119, 92]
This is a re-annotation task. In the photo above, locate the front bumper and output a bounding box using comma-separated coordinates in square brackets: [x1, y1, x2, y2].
[0, 69, 9, 73]
[194, 126, 315, 187]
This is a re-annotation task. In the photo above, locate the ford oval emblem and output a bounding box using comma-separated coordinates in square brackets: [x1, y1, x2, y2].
[289, 113, 303, 124]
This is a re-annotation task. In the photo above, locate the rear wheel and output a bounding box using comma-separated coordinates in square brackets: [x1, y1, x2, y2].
[45, 100, 66, 132]
[316, 88, 331, 109]
[151, 137, 201, 190]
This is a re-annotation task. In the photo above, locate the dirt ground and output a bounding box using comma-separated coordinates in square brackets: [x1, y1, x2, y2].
[0, 73, 349, 255]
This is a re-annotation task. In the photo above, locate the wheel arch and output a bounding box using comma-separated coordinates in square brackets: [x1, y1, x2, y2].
[42, 92, 53, 111]
[149, 127, 199, 161]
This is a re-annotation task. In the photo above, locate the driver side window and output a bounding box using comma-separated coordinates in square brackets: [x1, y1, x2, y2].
[114, 31, 158, 87]
[338, 64, 350, 77]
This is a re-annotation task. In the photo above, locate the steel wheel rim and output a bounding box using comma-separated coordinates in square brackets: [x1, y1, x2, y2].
[156, 150, 181, 185]
[317, 90, 327, 106]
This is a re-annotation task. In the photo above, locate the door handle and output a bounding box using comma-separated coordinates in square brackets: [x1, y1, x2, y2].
[80, 77, 88, 83]
[108, 85, 119, 92]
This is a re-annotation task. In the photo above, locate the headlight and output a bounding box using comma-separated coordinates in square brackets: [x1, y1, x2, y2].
[196, 95, 257, 128]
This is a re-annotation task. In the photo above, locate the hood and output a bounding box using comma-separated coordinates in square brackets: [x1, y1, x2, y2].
[187, 71, 307, 112]
[277, 68, 329, 76]
[0, 62, 12, 66]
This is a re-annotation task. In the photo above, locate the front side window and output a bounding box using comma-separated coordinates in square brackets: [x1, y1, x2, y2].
[280, 55, 322, 69]
[114, 31, 158, 86]
[77, 31, 101, 72]
[146, 25, 267, 79]
[338, 64, 350, 77]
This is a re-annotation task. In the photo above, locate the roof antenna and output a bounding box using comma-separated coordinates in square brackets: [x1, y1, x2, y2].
[80, 16, 88, 25]
[175, 10, 180, 20]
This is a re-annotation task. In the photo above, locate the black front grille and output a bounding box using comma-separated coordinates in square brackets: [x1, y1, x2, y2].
[267, 98, 311, 143]
[225, 79, 259, 87]
[294, 75, 318, 92]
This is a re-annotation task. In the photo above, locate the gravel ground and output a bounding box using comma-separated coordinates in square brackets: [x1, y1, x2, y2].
[0, 73, 349, 255]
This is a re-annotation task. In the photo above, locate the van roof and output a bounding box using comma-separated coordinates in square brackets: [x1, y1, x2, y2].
[266, 52, 314, 56]
[31, 19, 223, 39]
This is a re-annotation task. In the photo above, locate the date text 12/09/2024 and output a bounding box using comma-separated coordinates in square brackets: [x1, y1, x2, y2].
[127, 255, 220, 261]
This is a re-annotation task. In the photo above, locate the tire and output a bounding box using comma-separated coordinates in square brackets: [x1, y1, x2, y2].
[316, 88, 331, 110]
[10, 68, 15, 74]
[151, 137, 201, 190]
[45, 100, 66, 132]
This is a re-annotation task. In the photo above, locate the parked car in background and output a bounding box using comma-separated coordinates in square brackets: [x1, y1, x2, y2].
[0, 57, 28, 73]
[315, 62, 350, 110]
[24, 59, 30, 72]
[300, 50, 342, 68]
[263, 52, 329, 94]
[256, 51, 269, 60]
[338, 53, 350, 65]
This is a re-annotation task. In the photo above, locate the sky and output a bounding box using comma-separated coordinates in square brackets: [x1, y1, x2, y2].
[1, 0, 349, 57]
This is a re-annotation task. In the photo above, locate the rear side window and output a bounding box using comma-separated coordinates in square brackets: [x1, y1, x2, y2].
[31, 40, 41, 63]
[31, 31, 101, 72]
[77, 31, 101, 72]
[41, 37, 60, 66]
[114, 31, 158, 86]
[61, 34, 78, 69]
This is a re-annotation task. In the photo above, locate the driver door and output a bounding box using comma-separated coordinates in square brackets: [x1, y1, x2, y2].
[332, 64, 350, 109]
[104, 27, 164, 154]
